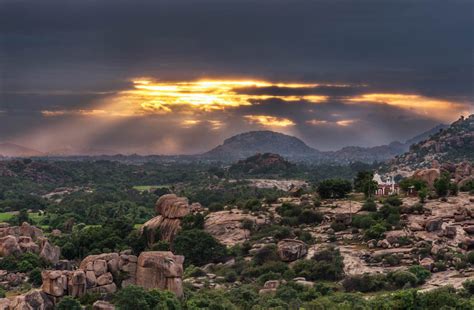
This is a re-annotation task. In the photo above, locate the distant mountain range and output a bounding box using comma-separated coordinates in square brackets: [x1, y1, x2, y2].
[0, 123, 452, 165]
[201, 124, 448, 164]
[0, 143, 45, 157]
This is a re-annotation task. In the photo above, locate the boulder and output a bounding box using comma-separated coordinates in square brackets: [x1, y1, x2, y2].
[41, 270, 68, 297]
[93, 260, 108, 276]
[204, 211, 264, 246]
[420, 257, 435, 271]
[385, 230, 408, 245]
[425, 218, 443, 232]
[19, 222, 43, 241]
[0, 236, 21, 257]
[444, 226, 457, 238]
[463, 226, 474, 234]
[276, 239, 307, 262]
[136, 251, 184, 298]
[93, 300, 115, 310]
[413, 169, 440, 188]
[9, 289, 54, 310]
[68, 270, 86, 297]
[259, 280, 280, 295]
[96, 272, 113, 286]
[155, 194, 190, 218]
[18, 236, 40, 253]
[39, 239, 60, 264]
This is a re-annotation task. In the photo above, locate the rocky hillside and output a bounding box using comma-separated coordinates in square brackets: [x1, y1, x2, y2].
[202, 131, 322, 161]
[228, 153, 295, 175]
[393, 115, 474, 170]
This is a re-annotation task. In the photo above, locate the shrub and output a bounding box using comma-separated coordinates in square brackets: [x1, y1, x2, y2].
[383, 254, 401, 266]
[56, 296, 81, 310]
[330, 221, 346, 232]
[352, 215, 376, 229]
[342, 273, 388, 292]
[181, 213, 205, 230]
[408, 265, 431, 284]
[208, 203, 224, 212]
[388, 270, 418, 288]
[173, 229, 227, 266]
[151, 241, 170, 251]
[365, 223, 386, 240]
[29, 268, 43, 286]
[467, 251, 474, 264]
[293, 247, 344, 281]
[384, 196, 402, 207]
[253, 245, 279, 265]
[462, 279, 474, 295]
[361, 200, 377, 212]
[297, 209, 323, 225]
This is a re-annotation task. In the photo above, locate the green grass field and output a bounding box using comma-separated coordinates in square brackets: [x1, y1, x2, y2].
[132, 185, 169, 192]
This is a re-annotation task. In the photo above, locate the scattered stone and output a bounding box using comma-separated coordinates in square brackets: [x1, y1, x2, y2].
[277, 239, 307, 262]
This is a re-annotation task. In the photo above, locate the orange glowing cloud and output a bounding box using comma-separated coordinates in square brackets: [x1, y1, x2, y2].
[348, 93, 470, 121]
[108, 79, 330, 114]
[41, 109, 108, 117]
[307, 119, 358, 127]
[244, 115, 295, 127]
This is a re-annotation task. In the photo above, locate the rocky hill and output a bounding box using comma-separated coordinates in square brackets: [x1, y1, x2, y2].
[202, 125, 448, 164]
[393, 115, 474, 170]
[229, 153, 295, 175]
[202, 131, 322, 161]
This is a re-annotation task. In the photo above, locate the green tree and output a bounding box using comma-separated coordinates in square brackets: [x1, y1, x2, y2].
[173, 229, 227, 266]
[56, 296, 81, 310]
[317, 179, 352, 199]
[354, 171, 377, 198]
[114, 285, 150, 310]
[434, 173, 450, 197]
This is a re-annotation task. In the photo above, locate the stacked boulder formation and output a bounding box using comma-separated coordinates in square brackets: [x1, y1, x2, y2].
[141, 194, 198, 244]
[0, 251, 184, 309]
[0, 222, 60, 264]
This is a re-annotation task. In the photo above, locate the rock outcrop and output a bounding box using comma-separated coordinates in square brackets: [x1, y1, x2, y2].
[141, 194, 192, 244]
[412, 168, 440, 188]
[276, 239, 307, 262]
[0, 223, 60, 264]
[136, 251, 184, 298]
[204, 210, 267, 246]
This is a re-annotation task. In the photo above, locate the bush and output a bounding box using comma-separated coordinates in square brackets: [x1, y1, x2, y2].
[365, 223, 386, 240]
[173, 229, 227, 266]
[342, 273, 388, 292]
[388, 270, 418, 288]
[293, 247, 344, 281]
[330, 221, 346, 232]
[253, 245, 279, 265]
[361, 200, 377, 212]
[408, 265, 431, 284]
[56, 296, 81, 310]
[352, 215, 376, 229]
[181, 213, 205, 230]
[29, 268, 43, 286]
[208, 203, 224, 212]
[467, 251, 474, 264]
[297, 209, 323, 225]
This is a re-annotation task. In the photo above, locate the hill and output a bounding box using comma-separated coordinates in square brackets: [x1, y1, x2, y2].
[392, 114, 474, 169]
[228, 152, 295, 176]
[202, 131, 322, 161]
[0, 143, 44, 157]
[202, 125, 448, 164]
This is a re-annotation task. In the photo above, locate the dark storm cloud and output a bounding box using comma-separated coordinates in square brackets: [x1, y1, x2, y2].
[0, 0, 472, 153]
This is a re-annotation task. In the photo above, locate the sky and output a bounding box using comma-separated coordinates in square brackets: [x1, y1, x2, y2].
[0, 0, 473, 155]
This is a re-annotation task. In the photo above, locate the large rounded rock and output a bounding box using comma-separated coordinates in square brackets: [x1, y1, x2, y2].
[136, 251, 184, 298]
[413, 168, 440, 187]
[277, 239, 307, 262]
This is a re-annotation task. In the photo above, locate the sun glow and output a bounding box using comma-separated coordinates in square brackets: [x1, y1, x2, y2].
[244, 115, 295, 127]
[121, 79, 328, 113]
[348, 93, 469, 121]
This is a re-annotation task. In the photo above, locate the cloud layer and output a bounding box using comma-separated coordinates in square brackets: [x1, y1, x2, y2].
[0, 0, 472, 154]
